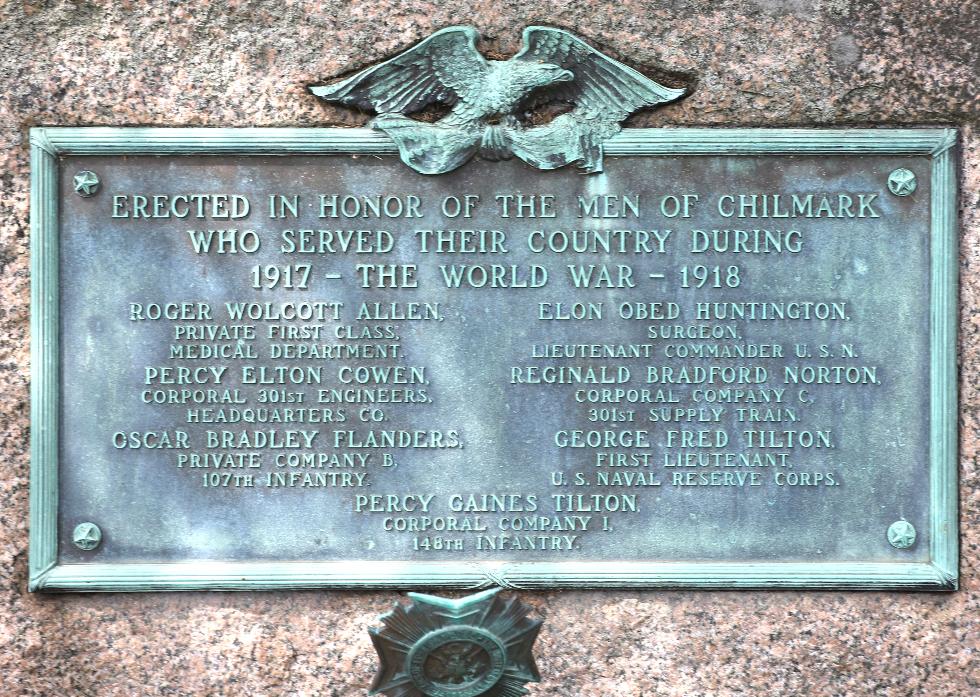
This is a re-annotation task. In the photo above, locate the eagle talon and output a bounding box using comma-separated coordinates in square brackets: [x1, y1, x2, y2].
[577, 154, 604, 174]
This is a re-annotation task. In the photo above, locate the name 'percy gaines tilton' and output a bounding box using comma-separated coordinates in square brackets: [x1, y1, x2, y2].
[310, 25, 686, 174]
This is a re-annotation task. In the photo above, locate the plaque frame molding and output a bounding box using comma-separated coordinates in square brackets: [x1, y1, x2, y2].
[29, 126, 959, 592]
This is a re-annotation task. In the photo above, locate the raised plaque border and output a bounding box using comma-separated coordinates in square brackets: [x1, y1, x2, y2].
[29, 127, 959, 592]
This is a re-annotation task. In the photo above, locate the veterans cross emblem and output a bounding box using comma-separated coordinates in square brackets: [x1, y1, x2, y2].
[369, 588, 543, 697]
[311, 25, 684, 174]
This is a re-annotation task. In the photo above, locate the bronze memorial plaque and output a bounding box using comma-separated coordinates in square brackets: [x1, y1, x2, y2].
[29, 125, 958, 591]
[31, 26, 959, 596]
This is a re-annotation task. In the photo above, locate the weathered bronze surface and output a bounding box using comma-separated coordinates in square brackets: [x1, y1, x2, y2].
[31, 127, 958, 590]
[310, 25, 684, 174]
[370, 588, 541, 697]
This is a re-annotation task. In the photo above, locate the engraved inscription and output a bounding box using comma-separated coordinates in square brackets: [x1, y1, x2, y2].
[57, 153, 932, 566]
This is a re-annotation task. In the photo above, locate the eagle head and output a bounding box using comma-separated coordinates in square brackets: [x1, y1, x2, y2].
[520, 62, 575, 90]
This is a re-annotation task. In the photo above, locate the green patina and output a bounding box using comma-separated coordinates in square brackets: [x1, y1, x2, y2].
[310, 26, 685, 174]
[28, 126, 958, 592]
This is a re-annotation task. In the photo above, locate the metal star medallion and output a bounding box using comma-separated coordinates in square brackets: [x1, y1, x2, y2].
[71, 522, 102, 551]
[369, 588, 542, 697]
[887, 520, 916, 549]
[887, 167, 917, 196]
[73, 170, 100, 197]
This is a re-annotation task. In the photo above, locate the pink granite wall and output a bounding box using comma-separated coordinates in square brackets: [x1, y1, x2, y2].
[0, 1, 976, 694]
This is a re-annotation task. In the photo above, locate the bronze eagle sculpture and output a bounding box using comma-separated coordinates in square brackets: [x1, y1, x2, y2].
[310, 26, 685, 174]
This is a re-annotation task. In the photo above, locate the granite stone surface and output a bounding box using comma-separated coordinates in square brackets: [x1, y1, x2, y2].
[0, 1, 977, 695]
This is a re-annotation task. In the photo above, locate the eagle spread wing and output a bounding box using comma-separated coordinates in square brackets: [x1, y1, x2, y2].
[310, 26, 488, 114]
[513, 26, 685, 121]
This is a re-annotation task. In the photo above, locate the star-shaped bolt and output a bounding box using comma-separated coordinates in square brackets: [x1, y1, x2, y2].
[887, 168, 916, 196]
[72, 522, 102, 551]
[886, 520, 916, 549]
[73, 170, 101, 197]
